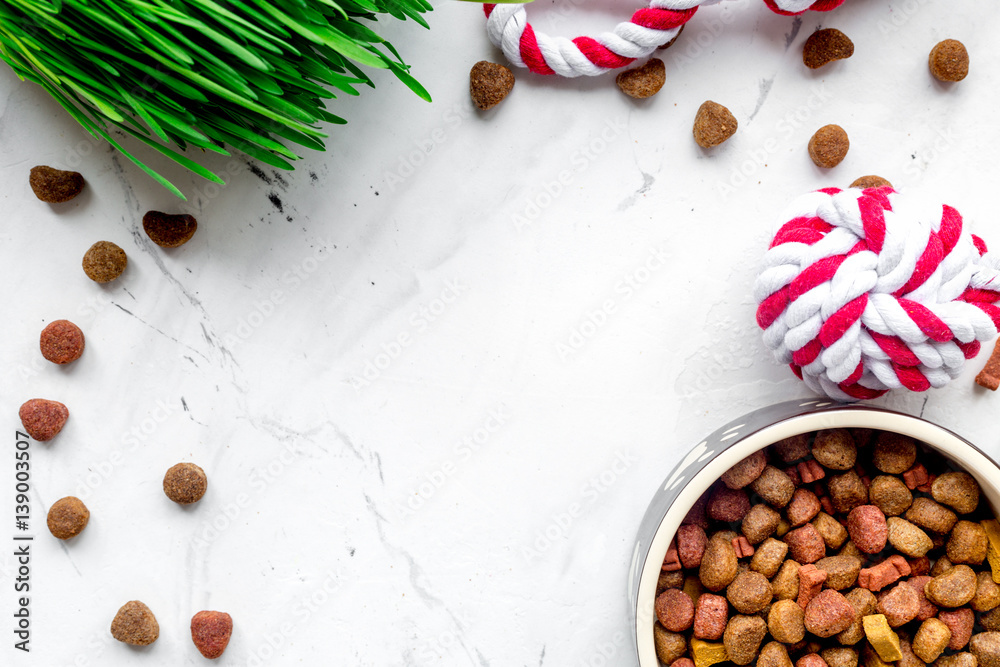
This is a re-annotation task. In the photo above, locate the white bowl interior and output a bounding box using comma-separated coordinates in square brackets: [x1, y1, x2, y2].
[635, 409, 1000, 667]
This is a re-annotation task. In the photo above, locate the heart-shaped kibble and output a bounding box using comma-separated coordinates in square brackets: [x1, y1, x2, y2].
[111, 601, 159, 646]
[803, 29, 854, 69]
[191, 610, 233, 659]
[143, 211, 198, 248]
[470, 61, 514, 111]
[693, 101, 738, 148]
[616, 58, 666, 99]
[19, 399, 69, 441]
[29, 165, 85, 203]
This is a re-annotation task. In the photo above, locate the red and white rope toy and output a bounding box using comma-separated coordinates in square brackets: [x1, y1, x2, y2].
[482, 0, 845, 78]
[755, 186, 1000, 401]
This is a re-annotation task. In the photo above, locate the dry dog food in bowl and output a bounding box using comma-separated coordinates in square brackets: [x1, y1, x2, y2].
[630, 400, 1000, 667]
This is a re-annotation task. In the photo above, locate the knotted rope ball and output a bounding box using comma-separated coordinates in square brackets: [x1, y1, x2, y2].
[482, 0, 845, 78]
[755, 186, 1000, 401]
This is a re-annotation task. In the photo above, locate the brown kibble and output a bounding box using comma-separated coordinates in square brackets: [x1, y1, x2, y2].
[657, 588, 696, 632]
[786, 523, 827, 564]
[870, 476, 914, 517]
[701, 535, 739, 592]
[828, 471, 868, 514]
[773, 559, 802, 600]
[847, 505, 888, 554]
[850, 175, 893, 190]
[752, 538, 789, 578]
[470, 61, 514, 111]
[929, 40, 969, 82]
[913, 618, 952, 663]
[823, 648, 859, 667]
[143, 211, 198, 248]
[806, 589, 856, 637]
[974, 571, 1000, 613]
[658, 569, 683, 594]
[29, 165, 84, 203]
[939, 608, 975, 650]
[812, 429, 857, 470]
[906, 498, 958, 535]
[897, 633, 925, 667]
[111, 601, 159, 646]
[694, 593, 729, 640]
[878, 582, 921, 627]
[775, 434, 812, 463]
[769, 599, 806, 643]
[761, 641, 795, 667]
[874, 433, 918, 474]
[926, 565, 977, 607]
[40, 320, 85, 365]
[724, 615, 768, 665]
[971, 633, 1000, 667]
[904, 576, 939, 621]
[19, 398, 69, 441]
[838, 587, 878, 645]
[753, 466, 796, 508]
[708, 485, 751, 522]
[82, 241, 127, 283]
[788, 489, 822, 527]
[931, 556, 955, 578]
[976, 339, 1000, 390]
[616, 58, 666, 99]
[808, 125, 849, 168]
[163, 462, 207, 505]
[693, 101, 737, 148]
[803, 28, 854, 68]
[47, 496, 89, 539]
[813, 512, 849, 550]
[655, 624, 688, 663]
[816, 555, 862, 590]
[743, 504, 782, 544]
[983, 608, 1000, 631]
[932, 473, 980, 515]
[948, 521, 988, 565]
[728, 570, 773, 614]
[684, 491, 710, 529]
[191, 610, 233, 659]
[935, 653, 977, 667]
[888, 517, 933, 557]
[723, 450, 768, 489]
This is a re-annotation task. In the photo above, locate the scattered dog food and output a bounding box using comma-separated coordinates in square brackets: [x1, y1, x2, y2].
[111, 601, 159, 646]
[143, 211, 198, 248]
[40, 319, 85, 364]
[977, 340, 1000, 390]
[29, 165, 85, 203]
[929, 39, 969, 82]
[18, 398, 69, 441]
[191, 610, 233, 659]
[470, 61, 514, 111]
[808, 125, 850, 168]
[693, 101, 737, 148]
[803, 29, 854, 69]
[163, 462, 208, 505]
[82, 241, 127, 283]
[850, 176, 892, 189]
[617, 58, 666, 99]
[47, 496, 89, 539]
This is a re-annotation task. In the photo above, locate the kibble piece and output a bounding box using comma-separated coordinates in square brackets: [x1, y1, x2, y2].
[799, 564, 829, 609]
[761, 641, 795, 667]
[799, 654, 830, 667]
[931, 557, 955, 578]
[111, 601, 159, 646]
[143, 211, 198, 248]
[40, 320, 85, 364]
[18, 398, 69, 441]
[932, 473, 980, 515]
[724, 615, 768, 665]
[977, 340, 1000, 391]
[469, 61, 514, 110]
[888, 517, 933, 558]
[840, 541, 863, 560]
[683, 575, 705, 604]
[694, 593, 729, 640]
[848, 506, 889, 554]
[939, 608, 975, 650]
[728, 570, 773, 614]
[693, 101, 737, 148]
[775, 434, 812, 463]
[925, 565, 977, 607]
[948, 521, 988, 565]
[873, 433, 917, 473]
[864, 614, 904, 661]
[935, 653, 977, 667]
[752, 538, 789, 578]
[191, 610, 233, 659]
[851, 176, 893, 190]
[803, 28, 854, 68]
[616, 58, 666, 99]
[859, 555, 911, 592]
[82, 241, 127, 283]
[974, 570, 1000, 612]
[903, 576, 939, 621]
[754, 466, 796, 508]
[786, 524, 827, 564]
[47, 496, 90, 539]
[828, 471, 868, 514]
[806, 589, 856, 637]
[708, 485, 751, 522]
[863, 642, 895, 667]
[839, 588, 878, 645]
[659, 569, 685, 593]
[929, 40, 969, 82]
[773, 560, 802, 600]
[674, 659, 696, 667]
[788, 489, 822, 527]
[896, 633, 925, 667]
[913, 619, 952, 663]
[692, 638, 728, 667]
[769, 599, 806, 643]
[983, 520, 1000, 581]
[816, 555, 862, 590]
[684, 492, 710, 528]
[814, 512, 849, 550]
[813, 429, 857, 470]
[29, 165, 85, 203]
[657, 588, 696, 632]
[878, 582, 921, 627]
[823, 648, 860, 667]
[163, 462, 208, 505]
[870, 476, 914, 517]
[743, 504, 782, 544]
[663, 540, 683, 571]
[723, 450, 767, 489]
[809, 125, 849, 168]
[906, 498, 958, 534]
[678, 524, 708, 569]
[971, 633, 1000, 667]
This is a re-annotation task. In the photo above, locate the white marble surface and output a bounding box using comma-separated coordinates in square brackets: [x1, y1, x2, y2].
[1, 1, 999, 664]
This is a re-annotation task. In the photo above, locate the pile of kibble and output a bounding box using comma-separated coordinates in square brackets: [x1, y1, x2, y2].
[20, 170, 230, 659]
[652, 428, 1000, 667]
